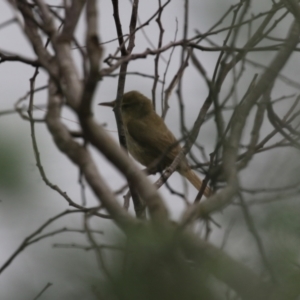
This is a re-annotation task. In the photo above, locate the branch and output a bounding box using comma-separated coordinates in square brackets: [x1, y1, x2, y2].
[0, 50, 40, 66]
[45, 79, 138, 229]
[110, 0, 148, 219]
[57, 1, 85, 43]
[183, 19, 300, 222]
[180, 231, 282, 300]
[0, 210, 81, 274]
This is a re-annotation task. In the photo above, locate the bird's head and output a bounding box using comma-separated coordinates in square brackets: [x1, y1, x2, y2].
[99, 91, 153, 119]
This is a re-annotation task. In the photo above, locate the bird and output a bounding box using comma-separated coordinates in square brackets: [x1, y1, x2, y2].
[99, 91, 211, 197]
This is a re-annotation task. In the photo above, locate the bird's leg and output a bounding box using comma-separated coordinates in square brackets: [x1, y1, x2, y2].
[143, 159, 164, 175]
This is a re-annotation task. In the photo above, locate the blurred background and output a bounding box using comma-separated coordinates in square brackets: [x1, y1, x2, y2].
[1, 0, 300, 299]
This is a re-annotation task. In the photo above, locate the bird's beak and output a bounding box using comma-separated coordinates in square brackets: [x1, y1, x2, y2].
[98, 100, 116, 108]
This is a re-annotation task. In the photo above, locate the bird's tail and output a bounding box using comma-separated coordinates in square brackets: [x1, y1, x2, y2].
[180, 168, 212, 197]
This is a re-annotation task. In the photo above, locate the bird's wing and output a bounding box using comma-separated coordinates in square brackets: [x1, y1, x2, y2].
[127, 115, 181, 165]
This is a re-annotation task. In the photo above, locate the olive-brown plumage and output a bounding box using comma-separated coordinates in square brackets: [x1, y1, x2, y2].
[100, 91, 211, 197]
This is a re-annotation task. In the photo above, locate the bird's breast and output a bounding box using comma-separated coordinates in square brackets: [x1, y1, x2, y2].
[124, 129, 154, 167]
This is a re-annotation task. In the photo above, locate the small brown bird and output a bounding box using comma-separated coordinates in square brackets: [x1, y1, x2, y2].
[100, 91, 211, 197]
